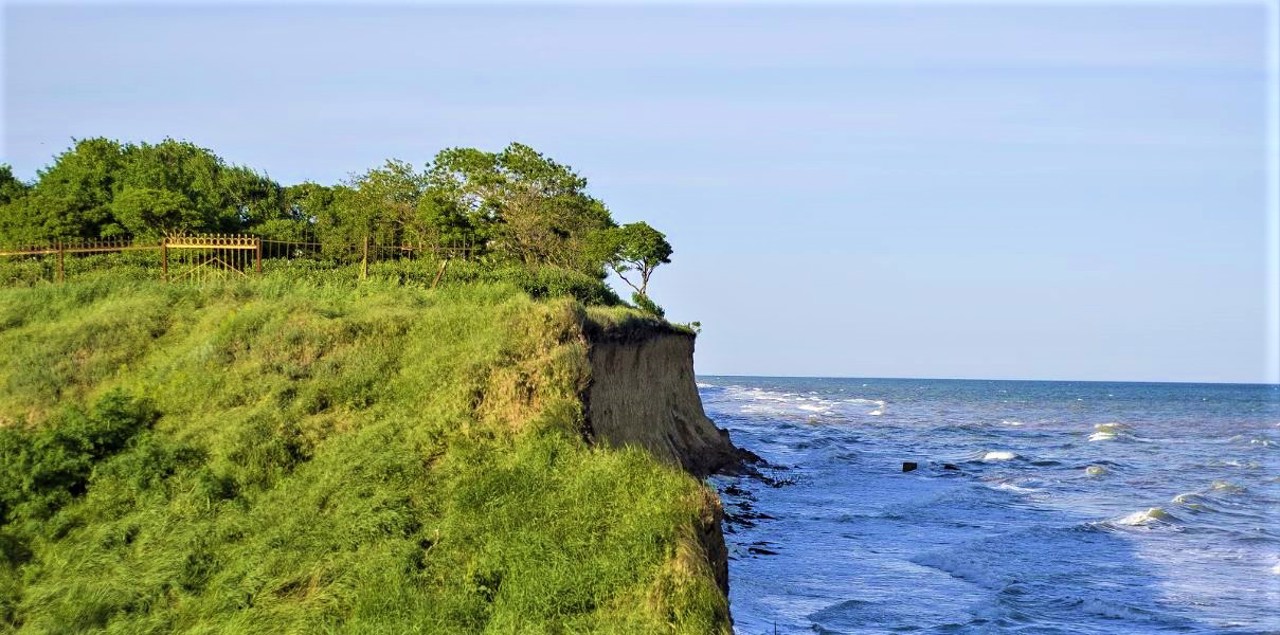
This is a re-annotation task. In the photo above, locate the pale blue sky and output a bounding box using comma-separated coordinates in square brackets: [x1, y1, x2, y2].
[3, 2, 1277, 383]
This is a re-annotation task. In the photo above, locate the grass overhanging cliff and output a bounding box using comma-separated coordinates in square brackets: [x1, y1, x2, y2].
[0, 271, 732, 633]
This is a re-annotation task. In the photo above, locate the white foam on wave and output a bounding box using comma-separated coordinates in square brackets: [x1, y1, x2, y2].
[1115, 507, 1176, 526]
[993, 481, 1037, 493]
[695, 382, 714, 389]
[1170, 492, 1217, 514]
[850, 398, 887, 416]
[724, 386, 887, 419]
[1085, 465, 1108, 477]
[1001, 420, 1023, 426]
[1088, 422, 1131, 442]
[982, 451, 1018, 462]
[1271, 561, 1280, 575]
[1211, 480, 1245, 493]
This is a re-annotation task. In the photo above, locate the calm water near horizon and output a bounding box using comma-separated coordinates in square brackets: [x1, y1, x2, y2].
[701, 377, 1280, 634]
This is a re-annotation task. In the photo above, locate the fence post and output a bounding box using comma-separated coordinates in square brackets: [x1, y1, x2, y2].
[431, 258, 450, 289]
[56, 240, 65, 283]
[255, 237, 263, 274]
[161, 237, 168, 282]
[361, 235, 369, 280]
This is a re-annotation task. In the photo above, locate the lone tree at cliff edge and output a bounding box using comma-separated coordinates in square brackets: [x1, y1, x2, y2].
[602, 221, 672, 298]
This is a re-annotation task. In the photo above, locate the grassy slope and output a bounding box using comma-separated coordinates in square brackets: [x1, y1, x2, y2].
[0, 273, 728, 634]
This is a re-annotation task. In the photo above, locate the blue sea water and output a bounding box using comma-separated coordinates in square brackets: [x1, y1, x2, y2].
[699, 377, 1280, 634]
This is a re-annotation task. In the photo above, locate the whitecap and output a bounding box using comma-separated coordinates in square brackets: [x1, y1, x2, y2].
[1001, 420, 1023, 426]
[1085, 465, 1108, 477]
[1211, 480, 1245, 493]
[994, 481, 1038, 493]
[982, 451, 1018, 462]
[1089, 422, 1131, 442]
[1115, 507, 1176, 526]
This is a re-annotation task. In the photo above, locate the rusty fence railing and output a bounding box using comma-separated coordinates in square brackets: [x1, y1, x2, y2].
[0, 234, 481, 285]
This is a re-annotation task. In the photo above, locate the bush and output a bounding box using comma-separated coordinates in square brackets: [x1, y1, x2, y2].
[632, 292, 665, 318]
[0, 389, 157, 525]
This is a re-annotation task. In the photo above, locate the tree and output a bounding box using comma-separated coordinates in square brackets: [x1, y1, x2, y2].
[306, 160, 428, 260]
[0, 165, 29, 206]
[424, 143, 615, 271]
[0, 165, 34, 245]
[11, 138, 291, 242]
[25, 138, 127, 239]
[117, 139, 247, 234]
[110, 187, 201, 238]
[603, 222, 672, 297]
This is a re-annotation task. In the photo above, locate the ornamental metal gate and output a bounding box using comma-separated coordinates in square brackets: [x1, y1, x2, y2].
[162, 235, 262, 283]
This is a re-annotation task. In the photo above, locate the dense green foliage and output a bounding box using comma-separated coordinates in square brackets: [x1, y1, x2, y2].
[0, 141, 673, 297]
[0, 274, 728, 633]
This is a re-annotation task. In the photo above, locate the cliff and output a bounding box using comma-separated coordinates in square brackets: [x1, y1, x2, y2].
[580, 323, 745, 598]
[584, 331, 742, 478]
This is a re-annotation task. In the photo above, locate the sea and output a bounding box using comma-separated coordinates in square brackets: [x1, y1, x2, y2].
[699, 377, 1280, 635]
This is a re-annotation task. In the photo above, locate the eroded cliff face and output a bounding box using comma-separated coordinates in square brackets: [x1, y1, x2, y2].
[584, 331, 742, 478]
[582, 327, 744, 601]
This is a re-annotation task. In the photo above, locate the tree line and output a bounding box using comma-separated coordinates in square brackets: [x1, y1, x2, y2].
[0, 138, 672, 299]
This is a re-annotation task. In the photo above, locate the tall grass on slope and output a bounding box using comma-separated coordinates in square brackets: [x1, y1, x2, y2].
[0, 274, 728, 634]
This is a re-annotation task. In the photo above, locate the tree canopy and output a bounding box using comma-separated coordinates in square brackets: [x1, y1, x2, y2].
[601, 221, 673, 297]
[0, 138, 674, 299]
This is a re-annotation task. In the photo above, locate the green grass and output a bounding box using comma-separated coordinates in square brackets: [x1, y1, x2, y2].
[0, 273, 728, 634]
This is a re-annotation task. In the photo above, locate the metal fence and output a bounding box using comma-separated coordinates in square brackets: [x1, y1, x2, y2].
[0, 233, 481, 285]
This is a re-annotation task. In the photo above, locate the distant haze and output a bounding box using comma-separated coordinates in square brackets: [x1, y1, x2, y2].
[3, 3, 1276, 383]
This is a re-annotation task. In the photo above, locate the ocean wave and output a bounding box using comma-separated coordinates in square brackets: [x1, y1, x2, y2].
[1171, 492, 1218, 513]
[721, 386, 887, 419]
[1085, 465, 1108, 477]
[1227, 434, 1276, 449]
[982, 450, 1019, 462]
[1211, 480, 1246, 493]
[1087, 422, 1133, 442]
[1112, 507, 1180, 527]
[1075, 597, 1185, 625]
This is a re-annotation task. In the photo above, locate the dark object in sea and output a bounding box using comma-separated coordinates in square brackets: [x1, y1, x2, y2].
[902, 461, 918, 472]
[748, 546, 779, 556]
[943, 463, 960, 471]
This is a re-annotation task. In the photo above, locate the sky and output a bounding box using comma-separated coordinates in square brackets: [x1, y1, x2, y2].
[2, 2, 1277, 383]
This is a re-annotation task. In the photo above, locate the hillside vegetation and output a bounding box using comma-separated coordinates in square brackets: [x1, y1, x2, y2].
[0, 139, 673, 313]
[0, 272, 729, 633]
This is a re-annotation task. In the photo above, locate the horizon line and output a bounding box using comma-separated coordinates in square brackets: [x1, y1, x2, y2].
[695, 373, 1280, 387]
